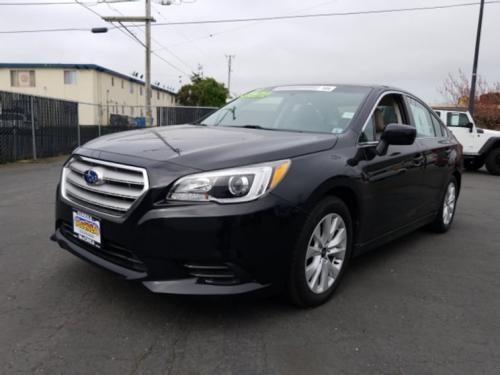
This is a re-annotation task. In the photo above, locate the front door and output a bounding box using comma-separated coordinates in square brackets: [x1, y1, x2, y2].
[445, 111, 477, 154]
[356, 93, 425, 241]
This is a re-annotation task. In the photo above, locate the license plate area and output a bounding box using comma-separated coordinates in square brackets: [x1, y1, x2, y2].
[73, 211, 101, 248]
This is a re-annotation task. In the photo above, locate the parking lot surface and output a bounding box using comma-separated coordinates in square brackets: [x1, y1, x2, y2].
[0, 157, 499, 375]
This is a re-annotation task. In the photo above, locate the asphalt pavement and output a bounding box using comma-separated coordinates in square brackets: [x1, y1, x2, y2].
[0, 157, 499, 375]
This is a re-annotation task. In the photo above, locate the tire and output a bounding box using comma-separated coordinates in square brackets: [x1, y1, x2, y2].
[288, 197, 352, 307]
[464, 157, 484, 171]
[429, 176, 458, 233]
[485, 148, 500, 175]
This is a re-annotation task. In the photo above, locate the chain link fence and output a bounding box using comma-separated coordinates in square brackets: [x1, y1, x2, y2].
[0, 91, 78, 163]
[0, 90, 219, 164]
[157, 106, 217, 126]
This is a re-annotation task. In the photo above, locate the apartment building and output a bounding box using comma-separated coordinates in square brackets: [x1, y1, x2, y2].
[0, 63, 176, 126]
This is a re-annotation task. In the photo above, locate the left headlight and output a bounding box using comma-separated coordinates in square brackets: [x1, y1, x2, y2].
[167, 160, 291, 203]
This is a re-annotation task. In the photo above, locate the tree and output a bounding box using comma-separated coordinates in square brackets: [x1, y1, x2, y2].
[439, 68, 500, 106]
[439, 69, 500, 130]
[177, 74, 227, 107]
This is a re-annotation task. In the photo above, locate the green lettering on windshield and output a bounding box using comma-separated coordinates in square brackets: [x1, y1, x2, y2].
[241, 89, 271, 99]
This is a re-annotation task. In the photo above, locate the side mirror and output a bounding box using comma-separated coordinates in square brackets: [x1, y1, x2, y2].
[376, 123, 416, 156]
[465, 122, 474, 133]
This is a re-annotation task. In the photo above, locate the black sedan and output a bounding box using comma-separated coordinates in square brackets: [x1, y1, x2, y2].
[51, 84, 462, 307]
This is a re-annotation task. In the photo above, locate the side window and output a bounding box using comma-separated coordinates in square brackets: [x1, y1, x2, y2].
[407, 97, 436, 137]
[446, 112, 470, 127]
[359, 94, 407, 143]
[431, 115, 444, 137]
[359, 116, 376, 142]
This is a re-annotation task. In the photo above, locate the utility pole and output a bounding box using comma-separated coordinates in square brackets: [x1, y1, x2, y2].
[145, 0, 153, 127]
[101, 13, 156, 127]
[468, 0, 485, 116]
[226, 54, 235, 98]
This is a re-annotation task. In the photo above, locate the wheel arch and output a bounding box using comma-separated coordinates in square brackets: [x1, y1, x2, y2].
[304, 178, 361, 241]
[478, 137, 500, 156]
[452, 170, 461, 194]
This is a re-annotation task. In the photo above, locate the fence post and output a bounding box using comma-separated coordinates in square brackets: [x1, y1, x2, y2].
[77, 123, 81, 147]
[98, 104, 101, 137]
[30, 96, 37, 160]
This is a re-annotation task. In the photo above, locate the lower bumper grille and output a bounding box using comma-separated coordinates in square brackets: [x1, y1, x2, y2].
[60, 222, 147, 273]
[184, 262, 240, 285]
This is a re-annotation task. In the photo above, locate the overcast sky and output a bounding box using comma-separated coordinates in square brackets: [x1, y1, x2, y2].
[1, 0, 499, 103]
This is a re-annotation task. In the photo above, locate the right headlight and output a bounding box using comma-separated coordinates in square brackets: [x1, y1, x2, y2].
[167, 160, 291, 203]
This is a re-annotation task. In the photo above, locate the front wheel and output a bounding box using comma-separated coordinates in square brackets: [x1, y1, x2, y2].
[429, 177, 458, 233]
[288, 197, 352, 307]
[485, 148, 500, 175]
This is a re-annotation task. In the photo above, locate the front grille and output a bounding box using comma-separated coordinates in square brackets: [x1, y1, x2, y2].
[60, 222, 147, 272]
[184, 262, 240, 285]
[62, 156, 149, 216]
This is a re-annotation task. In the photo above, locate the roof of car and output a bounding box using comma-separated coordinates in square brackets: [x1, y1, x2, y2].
[267, 83, 395, 90]
[431, 106, 469, 112]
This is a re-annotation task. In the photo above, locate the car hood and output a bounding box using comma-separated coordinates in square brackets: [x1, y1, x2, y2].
[78, 125, 337, 171]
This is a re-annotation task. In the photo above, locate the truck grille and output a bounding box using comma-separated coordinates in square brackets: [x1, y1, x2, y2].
[61, 156, 149, 216]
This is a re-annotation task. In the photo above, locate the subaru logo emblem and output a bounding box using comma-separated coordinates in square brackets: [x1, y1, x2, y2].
[83, 168, 104, 185]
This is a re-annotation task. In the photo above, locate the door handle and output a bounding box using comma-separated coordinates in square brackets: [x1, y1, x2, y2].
[413, 153, 425, 167]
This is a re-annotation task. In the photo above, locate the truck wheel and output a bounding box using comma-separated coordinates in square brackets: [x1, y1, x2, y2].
[485, 148, 500, 175]
[464, 158, 484, 171]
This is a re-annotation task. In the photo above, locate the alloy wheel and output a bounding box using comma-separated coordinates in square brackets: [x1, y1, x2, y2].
[305, 213, 347, 294]
[442, 182, 457, 225]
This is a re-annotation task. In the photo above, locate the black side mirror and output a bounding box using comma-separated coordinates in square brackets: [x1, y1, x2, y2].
[465, 122, 474, 133]
[376, 123, 416, 156]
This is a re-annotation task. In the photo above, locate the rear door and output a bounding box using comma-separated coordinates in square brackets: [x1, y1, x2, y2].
[407, 97, 455, 217]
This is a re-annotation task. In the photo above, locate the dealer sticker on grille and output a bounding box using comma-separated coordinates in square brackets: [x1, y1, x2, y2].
[73, 211, 101, 247]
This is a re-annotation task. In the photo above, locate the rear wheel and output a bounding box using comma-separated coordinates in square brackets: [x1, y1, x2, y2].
[464, 157, 484, 171]
[429, 176, 458, 233]
[288, 197, 352, 307]
[485, 148, 500, 175]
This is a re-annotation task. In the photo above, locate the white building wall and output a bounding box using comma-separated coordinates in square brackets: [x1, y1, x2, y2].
[0, 67, 176, 126]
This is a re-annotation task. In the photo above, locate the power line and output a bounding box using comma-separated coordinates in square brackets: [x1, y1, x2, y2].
[74, 0, 190, 77]
[105, 2, 194, 73]
[148, 1, 500, 27]
[2, 1, 500, 34]
[0, 0, 127, 5]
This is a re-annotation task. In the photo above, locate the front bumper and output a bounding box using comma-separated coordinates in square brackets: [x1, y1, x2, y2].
[52, 187, 301, 295]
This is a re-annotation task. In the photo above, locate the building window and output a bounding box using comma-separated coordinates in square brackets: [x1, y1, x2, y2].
[140, 86, 143, 96]
[111, 77, 114, 86]
[122, 106, 125, 114]
[129, 82, 134, 94]
[64, 70, 77, 85]
[10, 70, 36, 87]
[157, 91, 160, 100]
[131, 106, 134, 116]
[121, 80, 124, 89]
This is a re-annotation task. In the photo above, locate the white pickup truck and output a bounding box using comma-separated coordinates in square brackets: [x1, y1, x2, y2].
[433, 107, 500, 175]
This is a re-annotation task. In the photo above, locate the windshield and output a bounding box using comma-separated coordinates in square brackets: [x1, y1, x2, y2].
[201, 85, 370, 134]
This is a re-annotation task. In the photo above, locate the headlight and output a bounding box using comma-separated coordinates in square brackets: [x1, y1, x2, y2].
[167, 160, 291, 203]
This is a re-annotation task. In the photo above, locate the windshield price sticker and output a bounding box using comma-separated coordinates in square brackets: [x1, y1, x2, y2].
[273, 85, 336, 92]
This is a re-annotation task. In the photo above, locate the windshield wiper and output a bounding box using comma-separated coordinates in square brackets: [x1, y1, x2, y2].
[221, 125, 304, 132]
